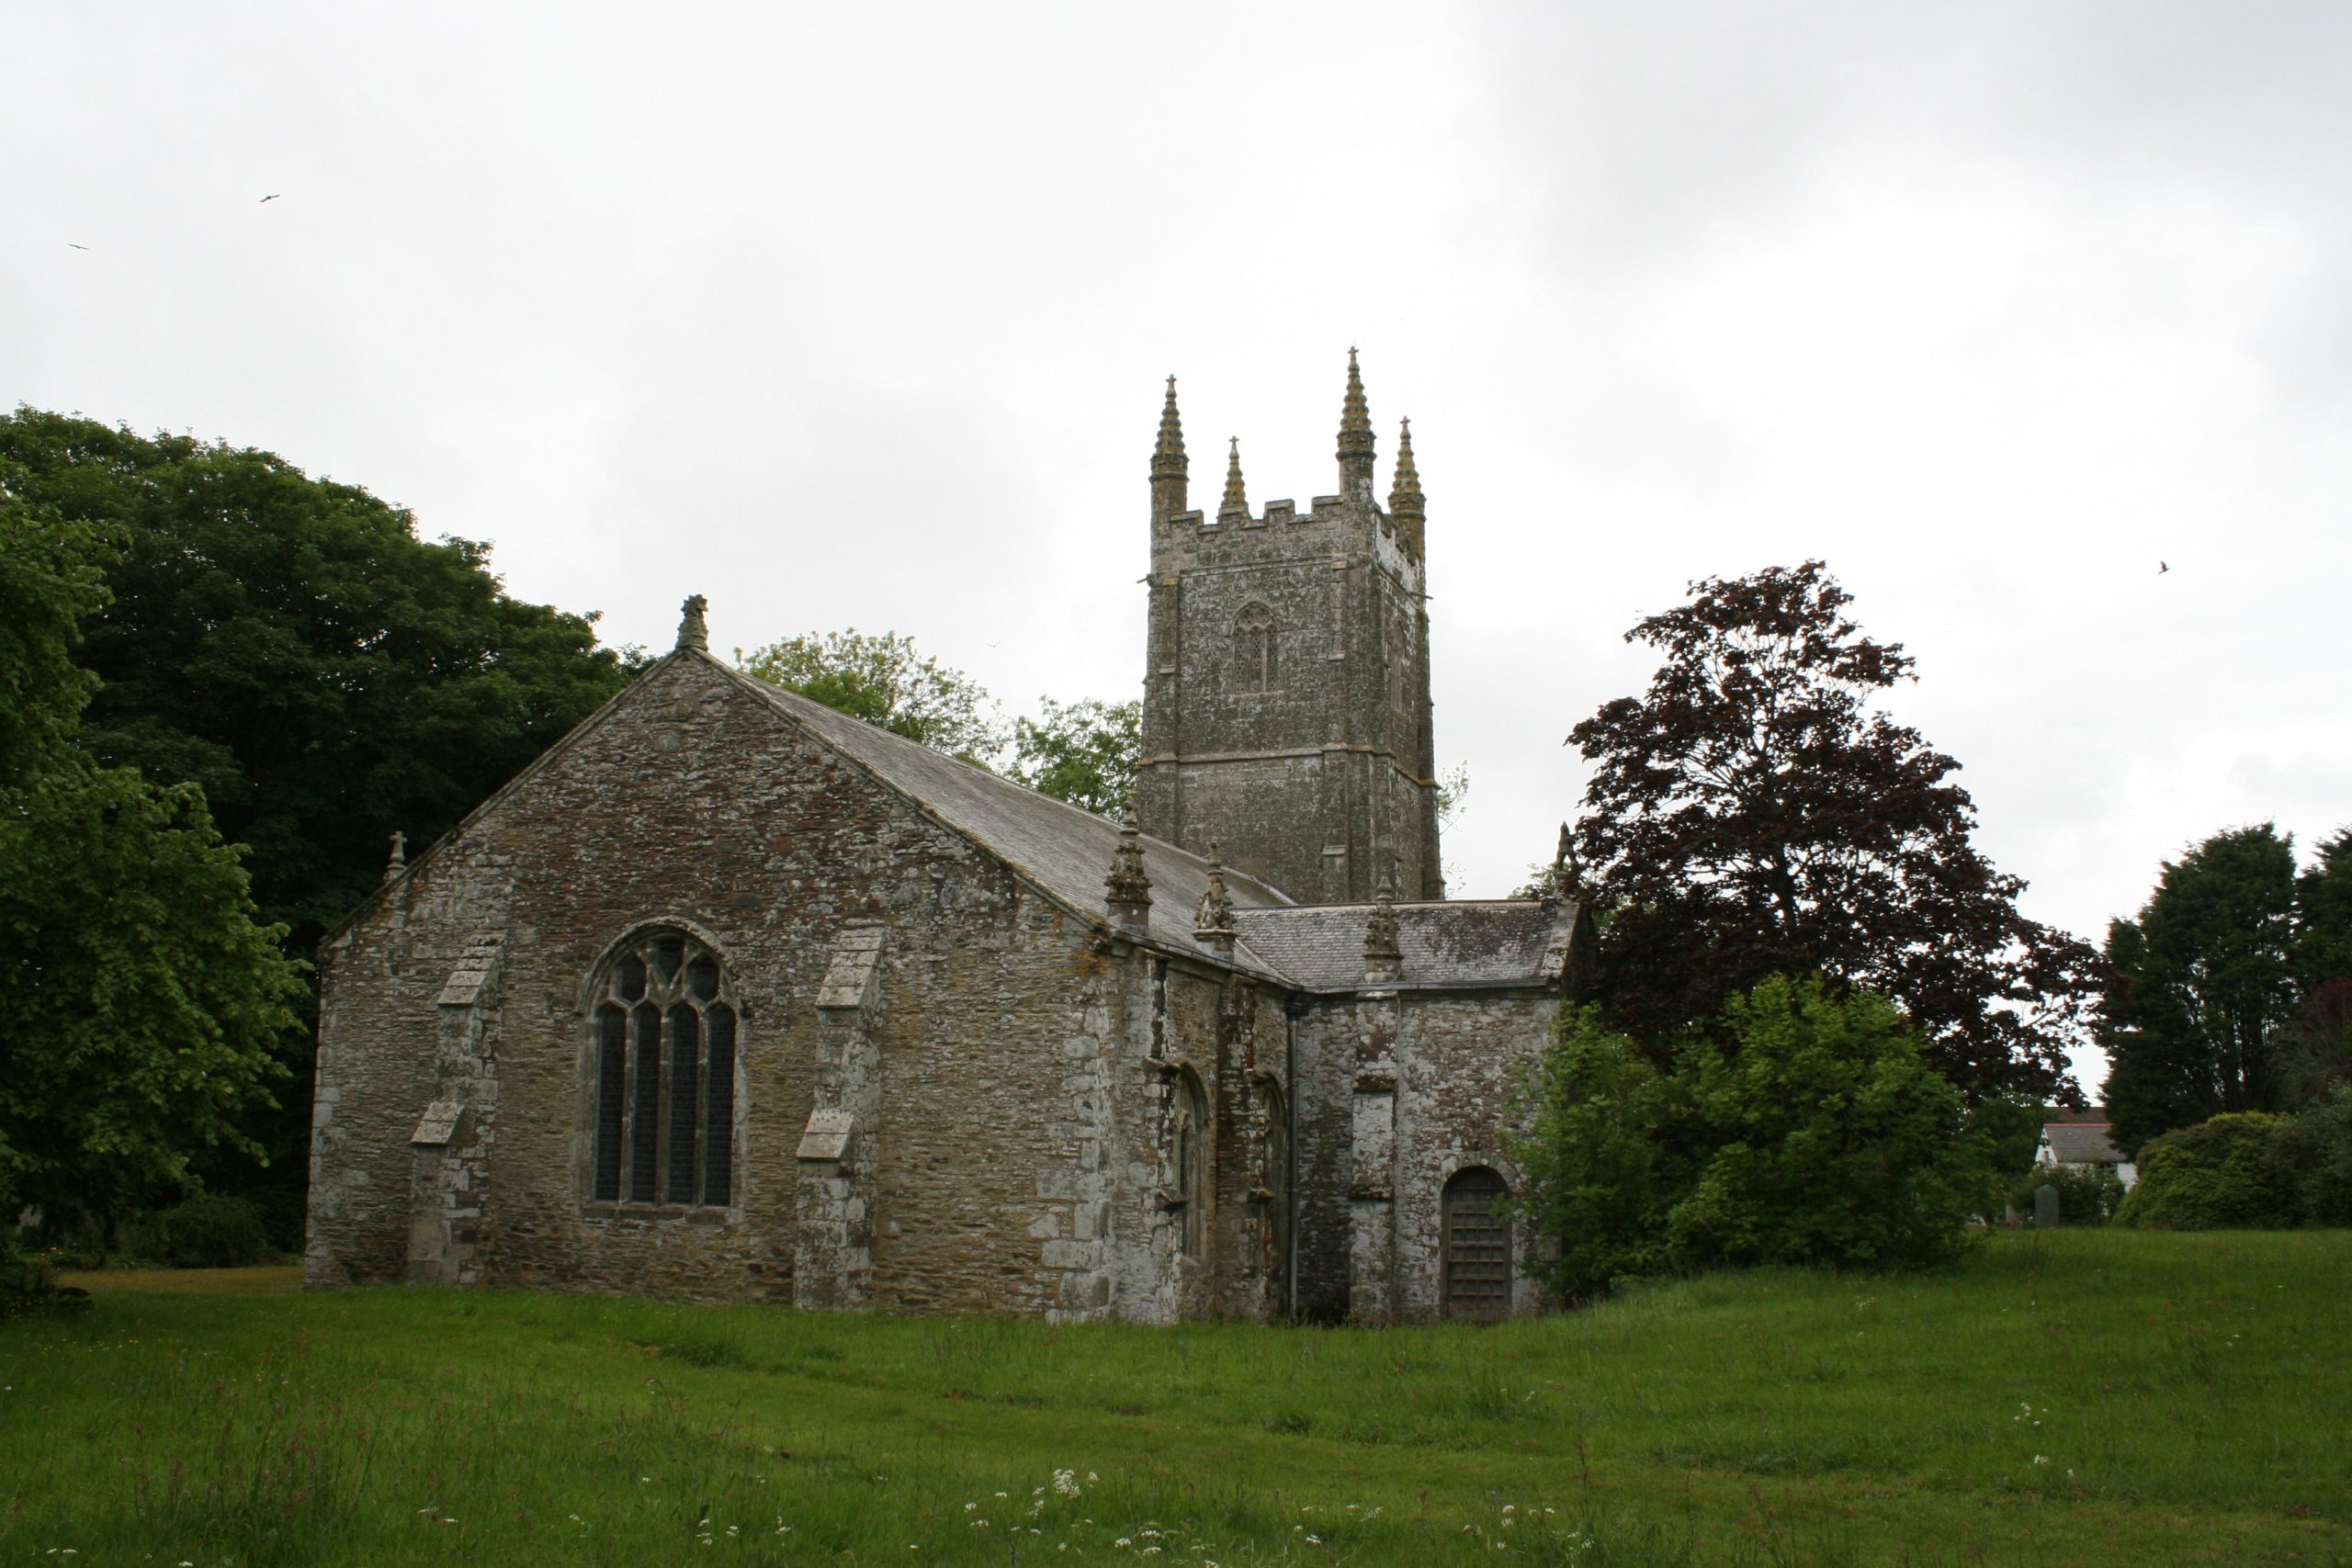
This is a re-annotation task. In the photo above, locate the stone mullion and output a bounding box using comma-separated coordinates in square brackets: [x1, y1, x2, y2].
[687, 998, 709, 1208]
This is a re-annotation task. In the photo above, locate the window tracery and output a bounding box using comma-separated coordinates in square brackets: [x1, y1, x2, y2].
[590, 930, 737, 1210]
[1233, 603, 1276, 693]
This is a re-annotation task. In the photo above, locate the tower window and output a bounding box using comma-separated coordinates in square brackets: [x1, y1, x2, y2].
[1234, 603, 1277, 693]
[590, 930, 740, 1212]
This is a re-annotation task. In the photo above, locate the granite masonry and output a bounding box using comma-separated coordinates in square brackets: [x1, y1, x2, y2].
[306, 356, 1591, 1323]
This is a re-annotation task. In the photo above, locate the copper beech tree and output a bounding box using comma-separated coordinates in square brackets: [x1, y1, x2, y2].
[1567, 560, 2097, 1101]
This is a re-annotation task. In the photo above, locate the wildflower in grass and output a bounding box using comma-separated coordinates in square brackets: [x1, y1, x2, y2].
[1055, 1468, 1081, 1497]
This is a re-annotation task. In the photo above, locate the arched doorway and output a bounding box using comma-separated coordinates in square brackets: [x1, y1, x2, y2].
[1442, 1167, 1513, 1321]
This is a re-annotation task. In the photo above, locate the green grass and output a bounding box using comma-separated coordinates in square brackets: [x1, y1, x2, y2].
[6, 1230, 2348, 1565]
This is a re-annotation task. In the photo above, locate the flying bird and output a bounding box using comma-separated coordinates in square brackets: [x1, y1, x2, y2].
[2158, 560, 2170, 574]
[259, 193, 280, 203]
[67, 243, 89, 250]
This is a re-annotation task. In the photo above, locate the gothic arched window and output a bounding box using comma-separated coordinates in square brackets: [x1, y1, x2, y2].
[590, 931, 738, 1210]
[1234, 603, 1276, 693]
[1171, 1071, 1208, 1259]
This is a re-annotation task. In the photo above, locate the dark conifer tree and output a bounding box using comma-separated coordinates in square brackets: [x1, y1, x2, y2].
[2102, 824, 2352, 1150]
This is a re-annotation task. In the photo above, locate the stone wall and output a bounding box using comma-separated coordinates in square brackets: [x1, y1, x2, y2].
[311, 647, 1558, 1326]
[1140, 488, 1440, 902]
[309, 654, 1277, 1320]
[1282, 985, 1560, 1325]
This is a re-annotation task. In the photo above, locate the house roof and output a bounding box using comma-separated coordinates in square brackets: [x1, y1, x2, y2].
[716, 658, 1300, 975]
[1231, 899, 1574, 992]
[2041, 1122, 2125, 1165]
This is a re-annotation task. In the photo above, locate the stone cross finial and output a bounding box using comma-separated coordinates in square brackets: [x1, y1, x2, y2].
[1105, 810, 1153, 930]
[676, 594, 710, 652]
[1364, 876, 1402, 981]
[383, 829, 407, 884]
[1193, 847, 1237, 952]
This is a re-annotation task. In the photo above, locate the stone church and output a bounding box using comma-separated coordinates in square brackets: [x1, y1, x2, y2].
[305, 355, 1589, 1323]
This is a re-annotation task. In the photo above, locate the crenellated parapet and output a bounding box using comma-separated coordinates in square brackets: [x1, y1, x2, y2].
[1137, 352, 1443, 903]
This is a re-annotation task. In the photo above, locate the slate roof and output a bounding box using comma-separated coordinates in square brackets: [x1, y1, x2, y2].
[1232, 899, 1571, 992]
[2041, 1121, 2126, 1166]
[719, 659, 1298, 973]
[343, 645, 1573, 998]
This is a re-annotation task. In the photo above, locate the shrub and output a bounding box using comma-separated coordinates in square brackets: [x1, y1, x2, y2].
[126, 1194, 273, 1269]
[236, 1185, 309, 1253]
[2008, 1162, 2124, 1224]
[2116, 1112, 2299, 1230]
[1513, 976, 2000, 1298]
[2270, 1083, 2352, 1227]
[0, 1241, 90, 1318]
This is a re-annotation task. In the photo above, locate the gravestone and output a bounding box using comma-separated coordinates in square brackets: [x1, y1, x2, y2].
[2033, 1182, 2061, 1229]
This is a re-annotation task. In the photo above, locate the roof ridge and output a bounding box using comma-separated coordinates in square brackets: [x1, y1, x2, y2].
[718, 660, 1292, 905]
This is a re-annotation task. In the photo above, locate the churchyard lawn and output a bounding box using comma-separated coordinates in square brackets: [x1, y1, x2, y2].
[5, 1229, 2346, 1565]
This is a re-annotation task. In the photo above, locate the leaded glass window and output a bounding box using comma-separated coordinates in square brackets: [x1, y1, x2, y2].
[589, 931, 740, 1211]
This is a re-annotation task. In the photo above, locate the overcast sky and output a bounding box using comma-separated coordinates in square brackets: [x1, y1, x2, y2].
[13, 2, 2350, 1089]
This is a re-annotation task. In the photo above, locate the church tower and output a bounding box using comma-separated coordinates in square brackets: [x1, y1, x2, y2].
[1136, 354, 1442, 903]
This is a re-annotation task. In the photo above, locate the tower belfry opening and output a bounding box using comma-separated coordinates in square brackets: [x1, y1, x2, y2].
[1136, 355, 1443, 903]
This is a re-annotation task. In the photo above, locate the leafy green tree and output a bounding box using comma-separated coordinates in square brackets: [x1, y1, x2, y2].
[2096, 824, 2350, 1153]
[1010, 697, 1139, 816]
[739, 629, 1004, 764]
[0, 410, 641, 944]
[0, 410, 639, 1222]
[1973, 1096, 2052, 1179]
[1512, 976, 2000, 1299]
[1566, 560, 2096, 1101]
[0, 481, 300, 1232]
[0, 483, 101, 784]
